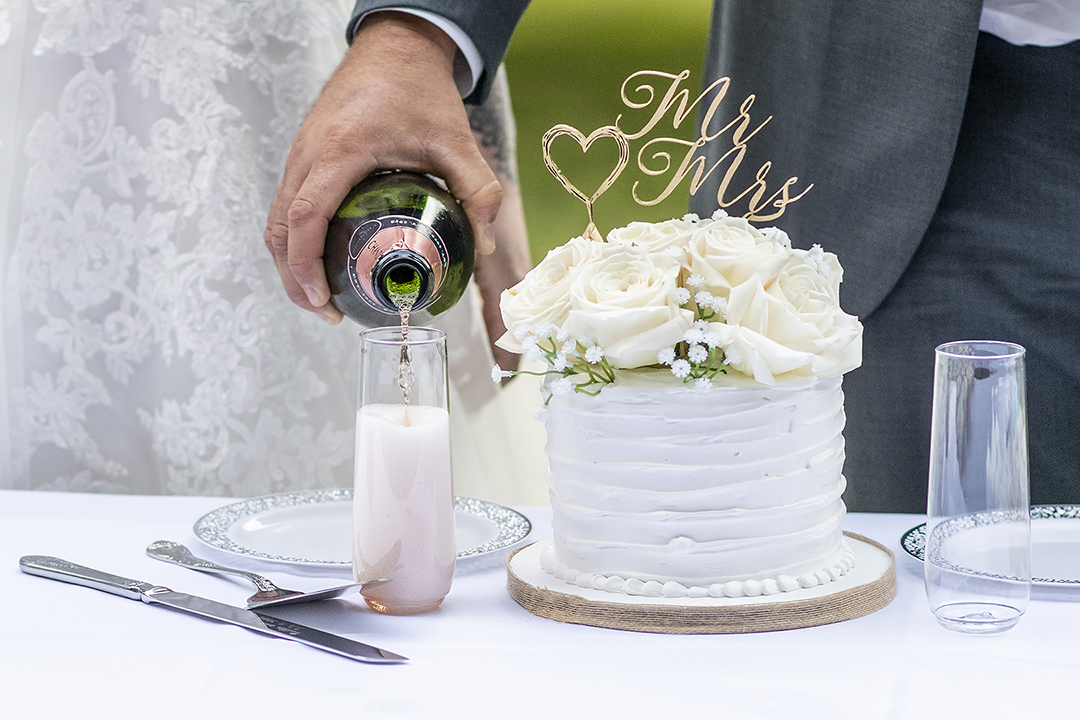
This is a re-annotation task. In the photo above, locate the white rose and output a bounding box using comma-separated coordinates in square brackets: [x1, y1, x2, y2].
[497, 236, 601, 352]
[686, 216, 789, 296]
[564, 244, 694, 369]
[713, 250, 862, 385]
[606, 217, 697, 260]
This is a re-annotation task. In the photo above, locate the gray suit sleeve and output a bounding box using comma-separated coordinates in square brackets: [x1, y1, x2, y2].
[347, 1, 530, 104]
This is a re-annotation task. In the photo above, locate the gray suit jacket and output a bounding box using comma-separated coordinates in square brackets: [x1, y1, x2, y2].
[690, 0, 985, 318]
[348, 1, 529, 105]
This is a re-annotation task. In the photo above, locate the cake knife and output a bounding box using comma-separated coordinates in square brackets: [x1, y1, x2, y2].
[19, 555, 407, 664]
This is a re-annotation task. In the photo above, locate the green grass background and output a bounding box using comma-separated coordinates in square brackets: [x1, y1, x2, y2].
[503, 0, 714, 262]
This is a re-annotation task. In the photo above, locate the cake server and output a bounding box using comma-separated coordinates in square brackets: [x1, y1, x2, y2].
[146, 540, 381, 609]
[19, 555, 407, 664]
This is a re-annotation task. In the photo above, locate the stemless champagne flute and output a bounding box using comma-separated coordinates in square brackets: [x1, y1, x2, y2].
[925, 340, 1030, 633]
[353, 326, 456, 615]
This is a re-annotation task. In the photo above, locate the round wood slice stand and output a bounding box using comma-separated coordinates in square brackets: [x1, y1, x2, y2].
[506, 532, 896, 634]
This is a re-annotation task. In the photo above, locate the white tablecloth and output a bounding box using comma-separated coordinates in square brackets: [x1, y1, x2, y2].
[1, 490, 1076, 719]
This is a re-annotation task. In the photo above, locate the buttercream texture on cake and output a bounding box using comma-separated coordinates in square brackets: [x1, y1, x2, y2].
[542, 369, 855, 597]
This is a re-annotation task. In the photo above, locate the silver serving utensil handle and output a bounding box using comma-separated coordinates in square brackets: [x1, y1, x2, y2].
[147, 540, 285, 597]
[20, 554, 155, 600]
[146, 540, 383, 608]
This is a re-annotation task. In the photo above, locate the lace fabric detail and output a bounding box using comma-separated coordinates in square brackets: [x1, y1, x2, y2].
[0, 2, 10, 48]
[1, 1, 368, 495]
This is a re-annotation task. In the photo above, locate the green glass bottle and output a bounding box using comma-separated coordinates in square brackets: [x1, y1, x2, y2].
[324, 170, 475, 327]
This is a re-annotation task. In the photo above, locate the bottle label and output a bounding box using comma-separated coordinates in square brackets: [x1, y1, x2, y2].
[347, 216, 448, 313]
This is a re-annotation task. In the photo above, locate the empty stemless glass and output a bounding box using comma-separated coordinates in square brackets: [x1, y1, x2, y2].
[925, 340, 1030, 633]
[353, 326, 456, 615]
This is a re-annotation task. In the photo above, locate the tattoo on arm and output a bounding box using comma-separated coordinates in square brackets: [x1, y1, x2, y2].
[467, 65, 517, 183]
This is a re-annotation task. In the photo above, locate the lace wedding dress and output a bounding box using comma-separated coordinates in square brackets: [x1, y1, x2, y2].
[0, 0, 542, 501]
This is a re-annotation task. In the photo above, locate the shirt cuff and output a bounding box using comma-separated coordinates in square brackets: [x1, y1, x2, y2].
[352, 8, 485, 98]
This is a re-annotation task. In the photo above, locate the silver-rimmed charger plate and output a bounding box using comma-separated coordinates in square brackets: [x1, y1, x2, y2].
[193, 489, 531, 573]
[901, 504, 1080, 586]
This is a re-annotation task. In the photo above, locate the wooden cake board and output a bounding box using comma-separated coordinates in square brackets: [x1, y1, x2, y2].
[507, 532, 896, 634]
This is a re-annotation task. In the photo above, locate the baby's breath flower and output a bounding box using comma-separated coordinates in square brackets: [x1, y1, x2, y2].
[584, 345, 605, 364]
[694, 377, 713, 392]
[521, 336, 544, 363]
[687, 344, 708, 363]
[532, 406, 550, 421]
[709, 296, 728, 315]
[703, 331, 722, 348]
[551, 377, 574, 396]
[673, 287, 691, 305]
[684, 328, 706, 344]
[695, 290, 714, 306]
[533, 321, 554, 339]
[665, 246, 683, 258]
[725, 343, 747, 366]
[552, 355, 570, 371]
[710, 208, 729, 220]
[670, 359, 692, 379]
[694, 319, 710, 331]
[513, 323, 531, 340]
[682, 212, 700, 222]
[807, 244, 832, 278]
[657, 347, 676, 365]
[686, 273, 706, 288]
[561, 340, 578, 358]
[491, 364, 513, 383]
[761, 226, 791, 248]
[555, 325, 570, 342]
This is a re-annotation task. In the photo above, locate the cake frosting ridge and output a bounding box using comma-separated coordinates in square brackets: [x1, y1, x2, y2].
[496, 211, 863, 599]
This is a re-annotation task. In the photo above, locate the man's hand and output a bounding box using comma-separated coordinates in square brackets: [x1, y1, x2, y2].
[264, 12, 503, 323]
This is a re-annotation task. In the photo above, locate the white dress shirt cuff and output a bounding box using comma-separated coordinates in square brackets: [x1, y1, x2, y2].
[979, 1, 1080, 46]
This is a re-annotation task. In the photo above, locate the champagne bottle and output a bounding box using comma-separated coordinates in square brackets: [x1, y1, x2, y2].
[324, 170, 475, 327]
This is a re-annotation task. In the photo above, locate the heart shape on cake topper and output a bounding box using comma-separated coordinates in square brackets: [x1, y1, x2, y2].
[542, 124, 630, 242]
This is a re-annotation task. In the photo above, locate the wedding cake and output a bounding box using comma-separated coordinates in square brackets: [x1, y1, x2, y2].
[497, 211, 863, 599]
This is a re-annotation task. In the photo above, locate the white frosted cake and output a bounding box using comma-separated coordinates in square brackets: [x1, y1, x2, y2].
[542, 370, 853, 598]
[497, 212, 863, 600]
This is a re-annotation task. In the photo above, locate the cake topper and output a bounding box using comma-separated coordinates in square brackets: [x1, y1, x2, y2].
[541, 69, 813, 241]
[541, 125, 630, 243]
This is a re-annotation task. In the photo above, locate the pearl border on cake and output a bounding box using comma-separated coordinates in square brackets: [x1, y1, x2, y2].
[539, 540, 857, 599]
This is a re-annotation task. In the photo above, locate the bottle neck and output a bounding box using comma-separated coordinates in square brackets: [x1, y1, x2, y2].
[373, 249, 433, 311]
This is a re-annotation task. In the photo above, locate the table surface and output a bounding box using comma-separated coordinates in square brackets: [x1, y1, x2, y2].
[1, 490, 1076, 719]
